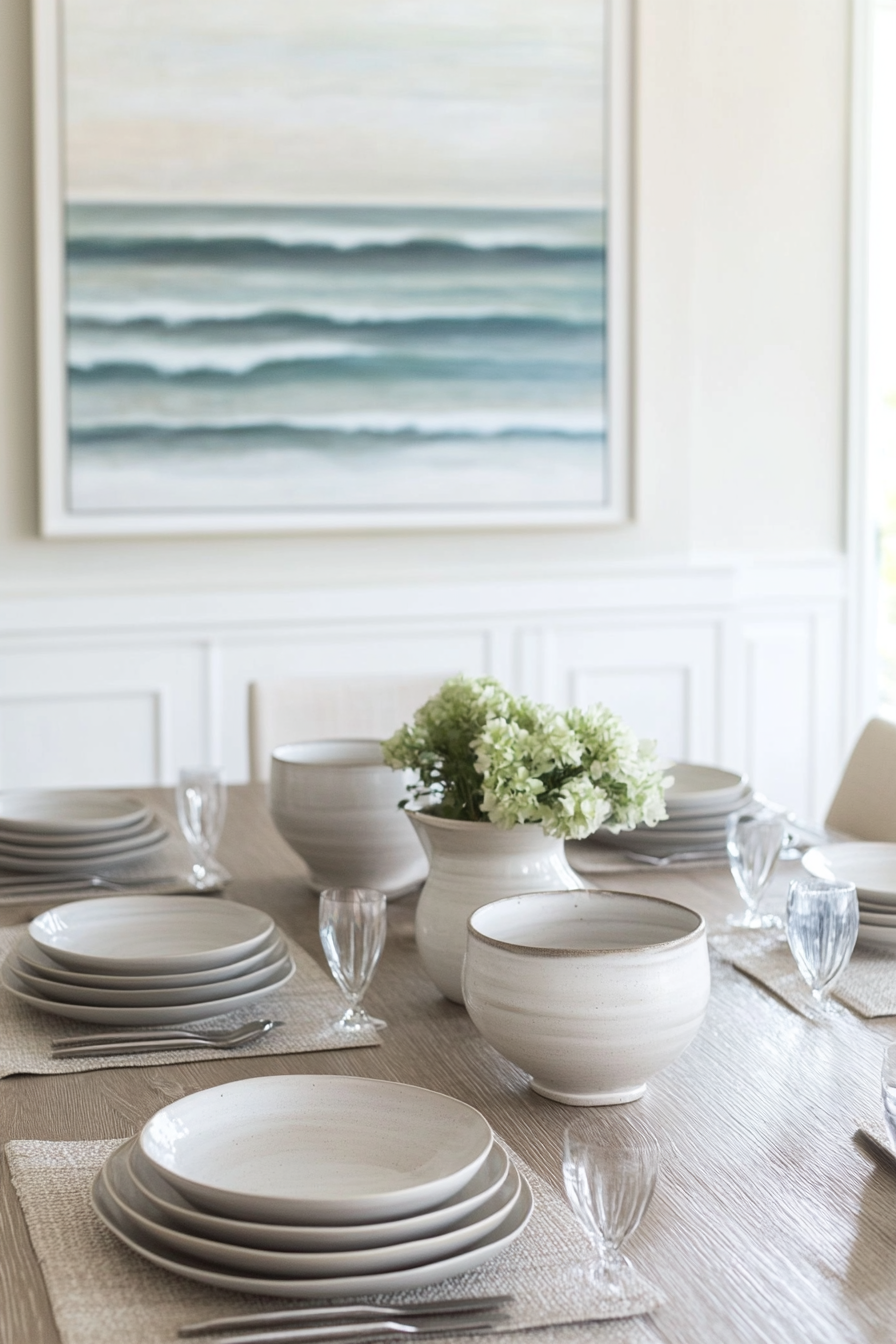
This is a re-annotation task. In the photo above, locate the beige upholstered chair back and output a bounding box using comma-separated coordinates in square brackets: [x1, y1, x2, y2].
[248, 675, 447, 783]
[825, 717, 896, 841]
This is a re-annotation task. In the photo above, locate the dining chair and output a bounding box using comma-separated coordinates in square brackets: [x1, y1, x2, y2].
[825, 716, 896, 841]
[247, 674, 447, 782]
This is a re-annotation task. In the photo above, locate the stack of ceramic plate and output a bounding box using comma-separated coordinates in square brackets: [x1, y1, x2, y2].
[0, 790, 168, 874]
[592, 762, 752, 860]
[802, 842, 896, 950]
[0, 895, 294, 1024]
[91, 1075, 533, 1297]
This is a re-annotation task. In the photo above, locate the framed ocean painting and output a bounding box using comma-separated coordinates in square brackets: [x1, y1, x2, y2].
[32, 0, 631, 536]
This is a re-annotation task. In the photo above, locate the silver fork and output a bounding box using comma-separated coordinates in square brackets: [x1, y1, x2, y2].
[180, 1299, 513, 1339]
[50, 1019, 283, 1057]
[180, 1300, 510, 1344]
[190, 1317, 507, 1344]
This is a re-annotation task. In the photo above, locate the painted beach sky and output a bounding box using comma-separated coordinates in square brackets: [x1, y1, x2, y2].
[61, 0, 606, 516]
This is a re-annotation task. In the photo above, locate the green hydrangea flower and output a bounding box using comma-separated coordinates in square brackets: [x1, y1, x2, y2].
[382, 675, 668, 839]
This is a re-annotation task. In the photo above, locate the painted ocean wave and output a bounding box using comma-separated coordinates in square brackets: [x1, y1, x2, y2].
[69, 352, 602, 383]
[68, 237, 598, 269]
[67, 203, 604, 253]
[67, 298, 605, 327]
[68, 311, 601, 336]
[70, 408, 605, 440]
[67, 314, 603, 379]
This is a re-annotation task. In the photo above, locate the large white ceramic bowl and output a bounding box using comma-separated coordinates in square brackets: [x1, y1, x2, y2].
[463, 889, 710, 1106]
[269, 740, 427, 897]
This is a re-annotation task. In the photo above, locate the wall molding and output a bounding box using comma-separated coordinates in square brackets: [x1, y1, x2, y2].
[0, 556, 848, 818]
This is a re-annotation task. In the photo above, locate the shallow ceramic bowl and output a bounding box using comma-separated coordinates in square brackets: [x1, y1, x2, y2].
[139, 1075, 493, 1224]
[463, 889, 710, 1106]
[269, 740, 427, 897]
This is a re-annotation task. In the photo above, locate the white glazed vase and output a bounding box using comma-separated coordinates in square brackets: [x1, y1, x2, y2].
[405, 808, 584, 1003]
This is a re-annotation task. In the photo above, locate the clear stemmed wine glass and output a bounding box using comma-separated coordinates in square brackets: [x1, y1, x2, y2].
[786, 878, 858, 1016]
[319, 887, 387, 1031]
[562, 1123, 659, 1300]
[726, 806, 787, 929]
[882, 1044, 896, 1148]
[175, 768, 227, 892]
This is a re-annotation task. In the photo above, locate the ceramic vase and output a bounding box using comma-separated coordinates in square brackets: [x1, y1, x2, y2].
[405, 808, 584, 1003]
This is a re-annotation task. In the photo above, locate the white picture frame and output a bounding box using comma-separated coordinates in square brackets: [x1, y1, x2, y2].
[32, 0, 632, 537]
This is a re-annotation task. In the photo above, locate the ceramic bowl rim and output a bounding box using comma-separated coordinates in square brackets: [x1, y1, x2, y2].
[405, 805, 545, 834]
[271, 740, 389, 769]
[467, 888, 706, 958]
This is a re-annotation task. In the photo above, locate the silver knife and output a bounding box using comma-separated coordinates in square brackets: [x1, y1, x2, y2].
[184, 1315, 507, 1344]
[179, 1299, 513, 1338]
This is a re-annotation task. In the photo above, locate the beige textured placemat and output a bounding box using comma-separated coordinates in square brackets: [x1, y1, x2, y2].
[853, 1119, 896, 1169]
[0, 925, 379, 1077]
[4, 1137, 661, 1344]
[711, 931, 896, 1019]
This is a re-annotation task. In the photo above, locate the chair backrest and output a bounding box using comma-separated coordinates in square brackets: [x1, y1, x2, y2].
[248, 675, 447, 782]
[825, 717, 896, 841]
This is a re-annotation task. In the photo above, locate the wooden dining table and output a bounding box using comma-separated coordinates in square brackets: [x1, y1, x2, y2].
[1, 784, 895, 1344]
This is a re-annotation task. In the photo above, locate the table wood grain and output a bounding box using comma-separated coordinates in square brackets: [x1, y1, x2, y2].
[1, 786, 895, 1344]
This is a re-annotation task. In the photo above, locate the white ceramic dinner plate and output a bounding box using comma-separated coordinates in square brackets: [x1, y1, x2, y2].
[859, 903, 896, 924]
[857, 910, 896, 927]
[662, 764, 750, 812]
[0, 956, 294, 1025]
[643, 815, 737, 836]
[0, 812, 156, 848]
[29, 896, 274, 974]
[662, 793, 753, 822]
[857, 922, 896, 949]
[0, 790, 149, 834]
[102, 1139, 521, 1277]
[140, 1076, 494, 1225]
[8, 946, 292, 1007]
[0, 833, 168, 874]
[599, 828, 727, 855]
[627, 823, 729, 843]
[126, 1137, 511, 1252]
[802, 843, 896, 902]
[14, 928, 284, 990]
[0, 821, 168, 862]
[91, 1167, 533, 1298]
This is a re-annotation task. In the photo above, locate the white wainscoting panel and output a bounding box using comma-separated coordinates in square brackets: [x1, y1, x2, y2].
[0, 691, 160, 789]
[0, 641, 208, 789]
[0, 558, 848, 821]
[550, 621, 720, 763]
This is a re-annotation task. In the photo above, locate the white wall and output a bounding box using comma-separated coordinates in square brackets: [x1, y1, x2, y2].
[0, 0, 853, 814]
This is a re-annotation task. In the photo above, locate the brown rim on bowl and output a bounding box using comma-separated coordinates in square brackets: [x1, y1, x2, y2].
[467, 889, 706, 958]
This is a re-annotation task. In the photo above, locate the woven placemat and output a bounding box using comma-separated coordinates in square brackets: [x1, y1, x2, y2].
[711, 931, 896, 1019]
[4, 1137, 660, 1344]
[853, 1119, 896, 1170]
[0, 925, 379, 1076]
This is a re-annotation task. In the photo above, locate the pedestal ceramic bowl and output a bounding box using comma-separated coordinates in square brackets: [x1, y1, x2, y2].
[269, 740, 427, 898]
[463, 889, 710, 1105]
